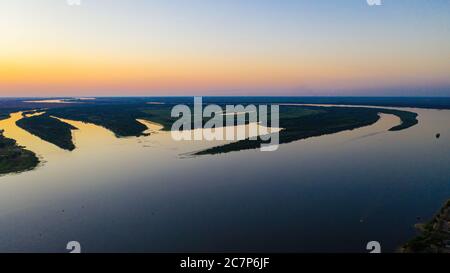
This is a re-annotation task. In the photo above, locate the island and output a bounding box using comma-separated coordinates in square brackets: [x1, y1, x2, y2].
[7, 99, 419, 156]
[0, 130, 39, 175]
[194, 106, 418, 156]
[16, 115, 78, 151]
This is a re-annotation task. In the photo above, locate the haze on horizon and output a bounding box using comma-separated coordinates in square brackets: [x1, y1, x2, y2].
[1, 0, 450, 97]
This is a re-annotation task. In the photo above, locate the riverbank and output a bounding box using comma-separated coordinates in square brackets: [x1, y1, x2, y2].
[400, 200, 450, 253]
[194, 105, 417, 155]
[0, 130, 39, 175]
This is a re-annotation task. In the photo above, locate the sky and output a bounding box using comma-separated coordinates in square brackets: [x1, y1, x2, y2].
[1, 0, 450, 97]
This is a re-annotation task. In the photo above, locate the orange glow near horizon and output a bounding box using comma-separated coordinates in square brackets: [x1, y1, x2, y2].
[3, 54, 449, 96]
[1, 1, 450, 96]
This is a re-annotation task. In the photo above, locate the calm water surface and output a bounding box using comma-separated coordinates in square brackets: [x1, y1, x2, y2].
[0, 107, 449, 252]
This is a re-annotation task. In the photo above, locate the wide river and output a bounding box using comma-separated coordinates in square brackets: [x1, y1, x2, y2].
[0, 107, 449, 252]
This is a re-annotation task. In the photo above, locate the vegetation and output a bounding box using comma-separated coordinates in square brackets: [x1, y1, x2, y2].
[45, 104, 174, 137]
[0, 97, 421, 156]
[400, 200, 450, 253]
[194, 106, 418, 155]
[377, 108, 418, 131]
[16, 115, 78, 151]
[0, 130, 39, 175]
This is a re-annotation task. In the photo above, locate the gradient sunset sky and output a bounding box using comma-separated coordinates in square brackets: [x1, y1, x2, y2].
[1, 0, 450, 97]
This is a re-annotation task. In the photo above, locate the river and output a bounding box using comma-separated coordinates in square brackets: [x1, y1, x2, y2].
[0, 107, 449, 252]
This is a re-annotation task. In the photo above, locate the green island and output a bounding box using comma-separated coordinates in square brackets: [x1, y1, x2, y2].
[44, 104, 175, 137]
[194, 106, 418, 156]
[16, 115, 78, 151]
[400, 200, 450, 253]
[0, 98, 419, 175]
[0, 130, 39, 175]
[7, 101, 418, 156]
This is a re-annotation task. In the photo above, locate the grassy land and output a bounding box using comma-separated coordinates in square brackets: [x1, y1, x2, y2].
[0, 131, 39, 175]
[400, 200, 450, 253]
[45, 104, 166, 137]
[16, 115, 78, 151]
[14, 102, 418, 156]
[377, 108, 418, 131]
[194, 106, 418, 155]
[0, 98, 419, 156]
